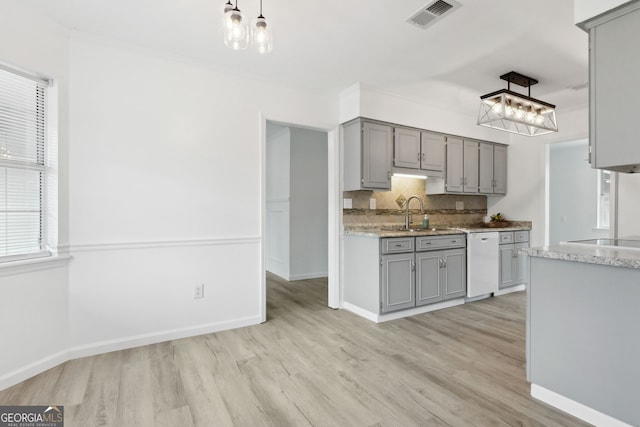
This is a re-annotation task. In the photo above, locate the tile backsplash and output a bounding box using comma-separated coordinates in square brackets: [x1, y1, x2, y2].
[343, 176, 487, 227]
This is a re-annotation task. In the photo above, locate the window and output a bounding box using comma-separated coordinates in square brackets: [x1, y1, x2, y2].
[597, 169, 611, 230]
[0, 65, 53, 261]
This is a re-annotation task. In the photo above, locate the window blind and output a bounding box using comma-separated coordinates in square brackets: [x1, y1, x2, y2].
[0, 67, 48, 260]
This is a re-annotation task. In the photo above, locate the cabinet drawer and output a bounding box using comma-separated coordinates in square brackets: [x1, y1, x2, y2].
[499, 232, 514, 244]
[416, 235, 466, 251]
[381, 237, 414, 254]
[514, 230, 529, 243]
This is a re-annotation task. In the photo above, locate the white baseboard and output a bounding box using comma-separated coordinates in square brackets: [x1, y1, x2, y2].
[68, 315, 262, 360]
[494, 284, 526, 296]
[0, 350, 69, 391]
[531, 384, 632, 427]
[343, 298, 465, 323]
[0, 315, 261, 392]
[287, 272, 328, 281]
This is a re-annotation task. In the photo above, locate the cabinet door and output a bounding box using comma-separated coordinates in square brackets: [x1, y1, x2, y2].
[421, 132, 445, 172]
[363, 122, 392, 190]
[590, 6, 640, 171]
[499, 243, 515, 289]
[381, 253, 415, 313]
[514, 242, 529, 285]
[478, 143, 494, 194]
[463, 140, 479, 193]
[394, 128, 421, 169]
[445, 137, 464, 192]
[415, 251, 442, 306]
[442, 248, 466, 300]
[493, 145, 508, 194]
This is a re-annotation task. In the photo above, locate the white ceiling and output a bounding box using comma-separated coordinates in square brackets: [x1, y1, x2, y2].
[21, 0, 589, 111]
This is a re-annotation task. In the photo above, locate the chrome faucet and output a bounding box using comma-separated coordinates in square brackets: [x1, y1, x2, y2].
[405, 195, 424, 229]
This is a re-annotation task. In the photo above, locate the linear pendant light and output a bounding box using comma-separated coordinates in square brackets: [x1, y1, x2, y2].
[477, 71, 558, 137]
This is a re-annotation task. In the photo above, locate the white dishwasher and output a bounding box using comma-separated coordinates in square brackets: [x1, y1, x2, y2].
[466, 232, 499, 298]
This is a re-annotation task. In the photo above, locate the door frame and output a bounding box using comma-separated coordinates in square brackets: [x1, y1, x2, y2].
[259, 113, 341, 323]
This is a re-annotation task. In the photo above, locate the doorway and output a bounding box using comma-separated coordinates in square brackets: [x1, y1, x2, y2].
[262, 119, 339, 320]
[547, 140, 609, 245]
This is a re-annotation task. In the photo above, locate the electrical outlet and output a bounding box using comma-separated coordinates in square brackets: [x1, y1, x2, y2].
[369, 198, 376, 209]
[343, 198, 353, 209]
[456, 201, 464, 211]
[194, 283, 205, 299]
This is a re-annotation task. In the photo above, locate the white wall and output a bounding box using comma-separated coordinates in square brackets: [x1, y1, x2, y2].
[266, 126, 328, 280]
[574, 0, 630, 23]
[66, 35, 338, 354]
[266, 126, 291, 278]
[616, 173, 640, 237]
[0, 1, 70, 389]
[548, 141, 608, 244]
[290, 127, 328, 279]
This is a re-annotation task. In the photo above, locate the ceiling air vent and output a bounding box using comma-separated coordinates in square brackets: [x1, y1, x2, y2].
[406, 0, 462, 29]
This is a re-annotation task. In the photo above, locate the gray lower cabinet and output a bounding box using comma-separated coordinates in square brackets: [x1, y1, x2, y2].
[416, 248, 466, 305]
[381, 252, 415, 313]
[381, 235, 466, 313]
[499, 231, 529, 289]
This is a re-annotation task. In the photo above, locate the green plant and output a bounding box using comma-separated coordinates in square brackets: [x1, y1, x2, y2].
[490, 212, 505, 222]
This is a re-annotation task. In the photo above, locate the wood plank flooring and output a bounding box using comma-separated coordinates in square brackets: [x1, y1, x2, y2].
[0, 274, 589, 426]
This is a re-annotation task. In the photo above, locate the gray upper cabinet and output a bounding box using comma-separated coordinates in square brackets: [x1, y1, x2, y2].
[493, 144, 508, 194]
[421, 132, 445, 172]
[479, 142, 508, 195]
[394, 127, 421, 169]
[463, 140, 479, 193]
[585, 2, 640, 173]
[392, 128, 445, 175]
[343, 119, 393, 190]
[479, 143, 494, 193]
[445, 137, 464, 192]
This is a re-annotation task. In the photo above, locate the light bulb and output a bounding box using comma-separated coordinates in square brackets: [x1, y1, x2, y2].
[224, 6, 248, 50]
[252, 16, 272, 54]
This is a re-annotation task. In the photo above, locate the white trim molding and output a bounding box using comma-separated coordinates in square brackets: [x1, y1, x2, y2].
[531, 384, 633, 427]
[343, 298, 465, 323]
[0, 255, 70, 277]
[0, 350, 69, 392]
[58, 236, 260, 254]
[493, 284, 526, 296]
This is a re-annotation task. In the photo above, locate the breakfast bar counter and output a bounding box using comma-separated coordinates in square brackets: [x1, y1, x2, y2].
[524, 242, 640, 426]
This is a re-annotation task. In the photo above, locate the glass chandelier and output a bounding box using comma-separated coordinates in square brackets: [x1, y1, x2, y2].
[222, 0, 272, 54]
[477, 71, 558, 137]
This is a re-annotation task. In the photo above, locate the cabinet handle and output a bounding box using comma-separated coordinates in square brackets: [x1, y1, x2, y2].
[387, 171, 391, 180]
[417, 152, 421, 161]
[411, 261, 416, 272]
[394, 244, 403, 247]
[460, 177, 464, 185]
[422, 153, 426, 161]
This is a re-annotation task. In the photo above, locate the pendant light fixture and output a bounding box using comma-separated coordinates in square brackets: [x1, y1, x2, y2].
[477, 71, 558, 137]
[223, 0, 249, 50]
[252, 0, 273, 54]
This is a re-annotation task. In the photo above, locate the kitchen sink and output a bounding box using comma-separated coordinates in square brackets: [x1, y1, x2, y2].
[380, 226, 459, 233]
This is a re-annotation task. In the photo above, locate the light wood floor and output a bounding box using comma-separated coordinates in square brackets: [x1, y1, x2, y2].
[0, 274, 588, 427]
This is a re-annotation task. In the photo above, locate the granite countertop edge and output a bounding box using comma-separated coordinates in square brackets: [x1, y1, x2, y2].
[521, 246, 640, 270]
[344, 221, 532, 238]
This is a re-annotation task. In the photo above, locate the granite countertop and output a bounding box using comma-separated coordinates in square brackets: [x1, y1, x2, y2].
[522, 243, 640, 270]
[344, 222, 531, 238]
